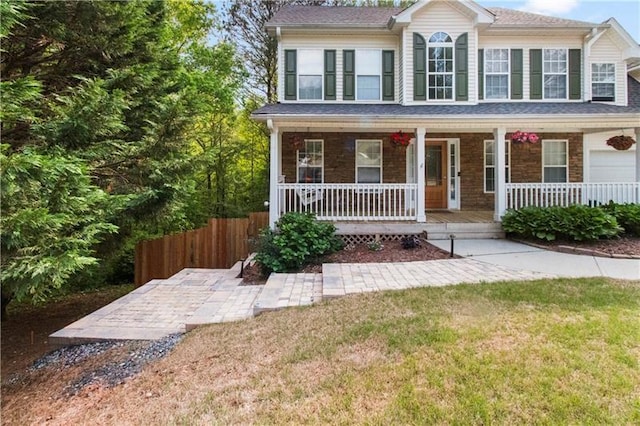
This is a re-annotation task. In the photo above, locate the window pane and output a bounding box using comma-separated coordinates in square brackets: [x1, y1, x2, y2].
[298, 140, 323, 183]
[592, 63, 615, 101]
[356, 141, 381, 166]
[486, 75, 508, 99]
[485, 141, 495, 166]
[298, 167, 322, 183]
[544, 75, 566, 99]
[356, 50, 381, 75]
[357, 167, 381, 183]
[357, 75, 380, 100]
[298, 49, 323, 74]
[544, 141, 567, 166]
[485, 167, 495, 192]
[299, 75, 322, 100]
[544, 167, 567, 183]
[429, 32, 452, 43]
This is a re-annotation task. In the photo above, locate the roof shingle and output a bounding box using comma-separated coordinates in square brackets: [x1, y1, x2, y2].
[487, 7, 596, 28]
[266, 5, 404, 28]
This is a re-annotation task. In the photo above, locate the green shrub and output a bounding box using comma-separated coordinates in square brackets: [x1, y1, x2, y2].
[599, 202, 640, 237]
[254, 212, 343, 274]
[502, 205, 622, 241]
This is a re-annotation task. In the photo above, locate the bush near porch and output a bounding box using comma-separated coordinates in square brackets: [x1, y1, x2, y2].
[502, 203, 640, 242]
[502, 205, 615, 241]
[255, 212, 343, 274]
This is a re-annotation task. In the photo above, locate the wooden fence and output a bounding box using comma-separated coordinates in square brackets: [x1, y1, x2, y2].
[134, 212, 269, 286]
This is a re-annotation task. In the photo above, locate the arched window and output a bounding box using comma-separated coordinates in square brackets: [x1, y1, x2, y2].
[428, 32, 453, 100]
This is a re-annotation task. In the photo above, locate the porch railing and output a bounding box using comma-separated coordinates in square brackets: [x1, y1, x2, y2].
[506, 182, 640, 210]
[278, 183, 417, 221]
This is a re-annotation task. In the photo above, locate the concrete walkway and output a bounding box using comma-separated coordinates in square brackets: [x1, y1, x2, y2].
[49, 240, 639, 345]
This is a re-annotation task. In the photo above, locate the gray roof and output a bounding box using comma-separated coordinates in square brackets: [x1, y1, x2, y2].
[487, 7, 596, 28]
[266, 3, 599, 29]
[253, 77, 640, 118]
[266, 5, 404, 28]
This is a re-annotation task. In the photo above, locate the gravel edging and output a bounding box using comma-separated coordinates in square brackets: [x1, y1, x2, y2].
[513, 239, 640, 259]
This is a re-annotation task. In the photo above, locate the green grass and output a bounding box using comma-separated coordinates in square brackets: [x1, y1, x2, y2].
[7, 278, 640, 425]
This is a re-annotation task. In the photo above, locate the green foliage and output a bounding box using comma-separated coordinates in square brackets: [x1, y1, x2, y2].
[0, 146, 119, 304]
[599, 202, 640, 237]
[502, 205, 622, 241]
[255, 213, 343, 274]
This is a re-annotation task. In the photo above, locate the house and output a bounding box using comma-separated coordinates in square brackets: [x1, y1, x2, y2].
[252, 0, 640, 238]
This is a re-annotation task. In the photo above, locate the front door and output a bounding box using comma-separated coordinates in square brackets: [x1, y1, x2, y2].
[425, 141, 447, 209]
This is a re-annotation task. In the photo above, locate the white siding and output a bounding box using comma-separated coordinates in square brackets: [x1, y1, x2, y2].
[403, 1, 477, 105]
[589, 32, 627, 106]
[479, 35, 583, 102]
[278, 33, 400, 103]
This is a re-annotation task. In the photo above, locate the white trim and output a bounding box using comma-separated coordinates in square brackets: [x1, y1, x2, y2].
[416, 128, 426, 222]
[494, 127, 507, 221]
[542, 139, 569, 183]
[393, 0, 494, 25]
[268, 123, 280, 228]
[448, 139, 461, 209]
[355, 139, 383, 183]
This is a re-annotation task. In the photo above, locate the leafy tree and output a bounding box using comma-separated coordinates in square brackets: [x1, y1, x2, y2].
[0, 146, 119, 320]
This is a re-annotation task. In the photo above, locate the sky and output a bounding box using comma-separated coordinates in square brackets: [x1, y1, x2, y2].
[478, 0, 640, 43]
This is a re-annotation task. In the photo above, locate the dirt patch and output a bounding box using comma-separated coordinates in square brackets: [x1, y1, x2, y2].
[242, 238, 455, 284]
[1, 285, 132, 380]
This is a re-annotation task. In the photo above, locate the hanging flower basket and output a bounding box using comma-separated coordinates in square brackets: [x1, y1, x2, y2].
[510, 130, 540, 144]
[390, 131, 412, 148]
[606, 135, 635, 151]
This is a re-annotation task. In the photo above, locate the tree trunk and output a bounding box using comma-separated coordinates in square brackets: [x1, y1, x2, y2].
[1, 290, 13, 321]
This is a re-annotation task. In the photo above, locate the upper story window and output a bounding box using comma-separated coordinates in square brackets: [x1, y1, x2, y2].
[298, 49, 323, 100]
[543, 49, 567, 99]
[428, 32, 453, 100]
[591, 63, 615, 102]
[356, 50, 381, 101]
[485, 49, 509, 100]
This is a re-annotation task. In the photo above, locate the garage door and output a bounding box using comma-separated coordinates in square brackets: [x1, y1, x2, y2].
[589, 150, 635, 182]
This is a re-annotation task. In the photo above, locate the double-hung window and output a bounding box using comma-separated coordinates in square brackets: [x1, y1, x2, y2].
[428, 32, 453, 100]
[543, 140, 568, 183]
[356, 140, 382, 183]
[356, 50, 381, 100]
[297, 140, 323, 183]
[298, 49, 323, 100]
[543, 49, 567, 99]
[485, 49, 509, 99]
[484, 140, 510, 192]
[591, 63, 615, 102]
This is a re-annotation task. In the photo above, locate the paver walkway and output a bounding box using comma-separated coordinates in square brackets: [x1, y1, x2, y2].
[49, 255, 555, 345]
[50, 239, 638, 344]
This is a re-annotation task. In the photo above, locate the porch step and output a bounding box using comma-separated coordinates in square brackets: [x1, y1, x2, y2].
[425, 222, 505, 240]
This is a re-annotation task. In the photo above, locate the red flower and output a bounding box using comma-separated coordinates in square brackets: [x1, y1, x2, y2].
[510, 130, 539, 144]
[390, 131, 412, 147]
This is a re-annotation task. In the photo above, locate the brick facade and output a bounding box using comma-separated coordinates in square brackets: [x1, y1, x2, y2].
[281, 131, 583, 211]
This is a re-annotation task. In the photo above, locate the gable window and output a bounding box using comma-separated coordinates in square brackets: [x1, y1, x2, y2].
[543, 49, 567, 99]
[298, 49, 323, 100]
[591, 63, 615, 102]
[297, 140, 323, 183]
[428, 32, 453, 100]
[485, 49, 509, 99]
[356, 140, 382, 183]
[484, 140, 511, 192]
[543, 140, 568, 183]
[356, 50, 381, 100]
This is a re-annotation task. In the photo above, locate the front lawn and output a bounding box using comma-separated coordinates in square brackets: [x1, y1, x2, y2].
[2, 278, 639, 424]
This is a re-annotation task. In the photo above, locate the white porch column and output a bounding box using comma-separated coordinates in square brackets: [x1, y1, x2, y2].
[416, 127, 426, 222]
[267, 120, 280, 229]
[635, 127, 640, 182]
[494, 127, 507, 221]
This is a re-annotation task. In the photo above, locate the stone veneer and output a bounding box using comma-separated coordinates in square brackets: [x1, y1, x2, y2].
[281, 131, 583, 211]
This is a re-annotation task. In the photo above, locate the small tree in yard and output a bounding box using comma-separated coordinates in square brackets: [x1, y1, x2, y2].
[0, 147, 118, 320]
[255, 212, 343, 274]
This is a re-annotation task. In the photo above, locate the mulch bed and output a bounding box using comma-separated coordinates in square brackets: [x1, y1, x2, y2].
[241, 239, 455, 285]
